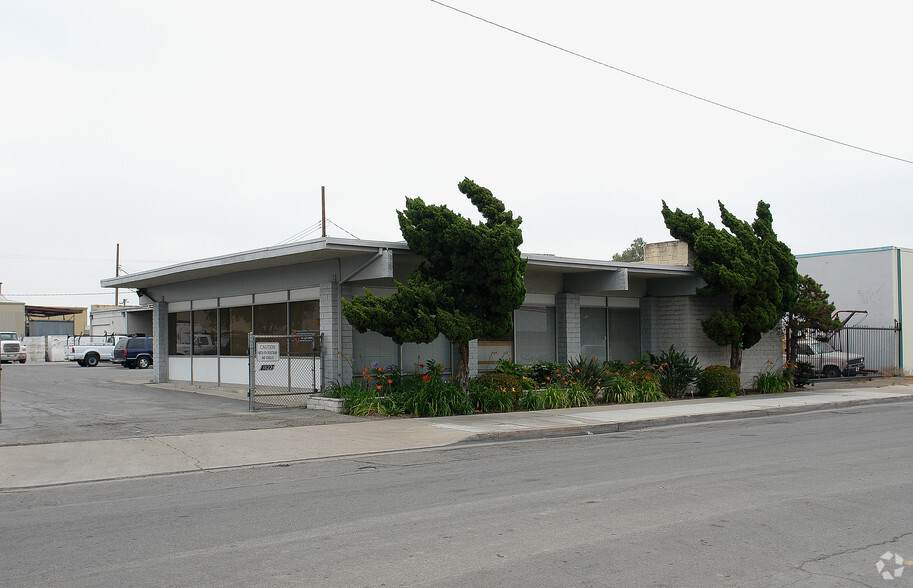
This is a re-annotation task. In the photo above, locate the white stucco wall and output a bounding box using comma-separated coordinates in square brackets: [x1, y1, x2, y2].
[796, 248, 898, 327]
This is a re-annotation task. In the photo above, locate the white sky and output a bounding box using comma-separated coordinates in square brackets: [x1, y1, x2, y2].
[2, 1, 911, 310]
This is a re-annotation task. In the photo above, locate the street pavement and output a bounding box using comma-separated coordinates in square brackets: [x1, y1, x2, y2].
[1, 379, 912, 489]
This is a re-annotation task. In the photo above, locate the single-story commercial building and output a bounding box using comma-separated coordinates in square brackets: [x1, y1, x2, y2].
[100, 237, 783, 390]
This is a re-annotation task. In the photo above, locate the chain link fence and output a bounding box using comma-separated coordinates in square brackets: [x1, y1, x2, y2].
[248, 332, 322, 410]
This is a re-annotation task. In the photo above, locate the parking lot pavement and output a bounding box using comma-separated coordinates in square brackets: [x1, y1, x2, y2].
[0, 362, 361, 446]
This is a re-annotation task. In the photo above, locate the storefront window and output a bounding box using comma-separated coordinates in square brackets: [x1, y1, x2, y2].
[608, 308, 641, 362]
[220, 306, 252, 357]
[168, 311, 191, 355]
[581, 307, 608, 362]
[192, 309, 218, 356]
[289, 300, 320, 355]
[514, 306, 556, 365]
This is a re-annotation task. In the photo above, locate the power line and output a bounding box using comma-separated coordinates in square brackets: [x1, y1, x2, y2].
[7, 292, 113, 297]
[429, 0, 913, 165]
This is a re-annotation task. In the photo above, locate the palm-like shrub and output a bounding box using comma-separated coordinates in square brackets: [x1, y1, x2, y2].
[649, 345, 701, 398]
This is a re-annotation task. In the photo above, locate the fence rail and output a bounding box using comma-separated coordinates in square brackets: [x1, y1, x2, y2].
[803, 324, 901, 378]
[248, 332, 322, 410]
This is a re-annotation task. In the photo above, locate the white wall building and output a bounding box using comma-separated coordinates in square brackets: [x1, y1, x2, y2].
[797, 246, 912, 372]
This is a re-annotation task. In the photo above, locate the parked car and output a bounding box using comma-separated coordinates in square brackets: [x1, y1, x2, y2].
[113, 336, 154, 369]
[796, 339, 864, 378]
[0, 331, 27, 364]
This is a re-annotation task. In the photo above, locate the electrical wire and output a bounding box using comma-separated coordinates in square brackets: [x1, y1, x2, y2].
[429, 0, 913, 165]
[7, 292, 113, 297]
[327, 219, 360, 239]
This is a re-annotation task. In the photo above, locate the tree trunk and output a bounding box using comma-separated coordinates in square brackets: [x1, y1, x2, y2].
[730, 343, 743, 375]
[457, 340, 470, 393]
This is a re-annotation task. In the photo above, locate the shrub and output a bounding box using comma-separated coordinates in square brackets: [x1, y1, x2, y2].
[648, 345, 701, 398]
[340, 386, 403, 417]
[633, 376, 667, 403]
[566, 384, 596, 407]
[754, 364, 789, 394]
[791, 361, 814, 388]
[529, 361, 566, 386]
[470, 372, 524, 403]
[567, 356, 603, 390]
[697, 365, 740, 397]
[601, 373, 637, 404]
[398, 374, 472, 417]
[470, 388, 516, 413]
[519, 388, 545, 411]
[495, 359, 536, 389]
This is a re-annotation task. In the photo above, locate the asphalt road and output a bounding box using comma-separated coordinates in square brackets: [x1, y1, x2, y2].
[2, 401, 911, 586]
[0, 362, 360, 446]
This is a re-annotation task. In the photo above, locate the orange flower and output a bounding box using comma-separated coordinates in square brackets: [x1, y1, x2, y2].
[387, 379, 392, 384]
[422, 374, 430, 382]
[418, 364, 425, 368]
[376, 385, 382, 390]
[545, 376, 550, 381]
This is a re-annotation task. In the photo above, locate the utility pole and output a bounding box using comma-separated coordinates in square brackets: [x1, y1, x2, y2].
[321, 186, 327, 238]
[115, 243, 120, 305]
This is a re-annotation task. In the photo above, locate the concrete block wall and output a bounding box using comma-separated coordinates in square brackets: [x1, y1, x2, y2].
[556, 293, 581, 363]
[151, 301, 168, 384]
[643, 240, 692, 266]
[642, 294, 782, 388]
[321, 281, 348, 389]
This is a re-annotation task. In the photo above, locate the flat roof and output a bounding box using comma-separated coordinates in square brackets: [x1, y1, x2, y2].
[101, 237, 694, 290]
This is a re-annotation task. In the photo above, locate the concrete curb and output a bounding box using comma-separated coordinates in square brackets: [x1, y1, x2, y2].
[458, 393, 913, 443]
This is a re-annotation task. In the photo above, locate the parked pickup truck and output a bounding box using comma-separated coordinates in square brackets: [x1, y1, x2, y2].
[65, 334, 129, 367]
[0, 332, 27, 363]
[797, 339, 865, 378]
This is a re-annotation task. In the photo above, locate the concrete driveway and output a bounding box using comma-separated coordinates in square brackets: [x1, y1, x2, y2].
[0, 362, 360, 446]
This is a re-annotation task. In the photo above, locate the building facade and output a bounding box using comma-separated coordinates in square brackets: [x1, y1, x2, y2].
[101, 238, 783, 389]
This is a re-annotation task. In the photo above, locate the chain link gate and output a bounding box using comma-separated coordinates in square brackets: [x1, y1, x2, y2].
[248, 332, 322, 410]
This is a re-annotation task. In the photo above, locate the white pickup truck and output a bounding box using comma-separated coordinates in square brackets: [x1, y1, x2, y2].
[65, 334, 129, 367]
[0, 332, 27, 363]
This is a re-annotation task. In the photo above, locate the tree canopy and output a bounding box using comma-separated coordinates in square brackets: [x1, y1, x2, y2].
[612, 237, 645, 262]
[342, 178, 527, 388]
[661, 200, 799, 373]
[784, 274, 842, 364]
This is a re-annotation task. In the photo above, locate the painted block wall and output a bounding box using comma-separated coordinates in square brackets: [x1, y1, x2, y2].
[643, 294, 785, 388]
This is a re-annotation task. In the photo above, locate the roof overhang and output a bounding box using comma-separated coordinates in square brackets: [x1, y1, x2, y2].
[100, 238, 696, 295]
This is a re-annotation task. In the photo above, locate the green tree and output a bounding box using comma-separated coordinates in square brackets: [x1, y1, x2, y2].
[661, 200, 799, 374]
[784, 274, 842, 365]
[612, 237, 645, 262]
[342, 178, 527, 391]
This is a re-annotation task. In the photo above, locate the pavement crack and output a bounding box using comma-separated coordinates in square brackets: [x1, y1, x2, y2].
[152, 437, 204, 470]
[797, 530, 913, 571]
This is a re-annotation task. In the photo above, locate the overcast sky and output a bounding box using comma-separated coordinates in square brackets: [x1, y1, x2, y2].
[3, 0, 911, 310]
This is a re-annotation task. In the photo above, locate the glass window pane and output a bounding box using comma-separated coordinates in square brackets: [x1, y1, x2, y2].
[290, 300, 320, 355]
[220, 306, 252, 357]
[254, 302, 288, 353]
[608, 308, 641, 362]
[351, 329, 398, 374]
[168, 311, 191, 355]
[401, 334, 451, 373]
[514, 306, 556, 365]
[192, 309, 218, 356]
[581, 307, 607, 362]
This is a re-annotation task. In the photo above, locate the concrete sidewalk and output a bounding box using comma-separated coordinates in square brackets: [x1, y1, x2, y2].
[2, 383, 912, 490]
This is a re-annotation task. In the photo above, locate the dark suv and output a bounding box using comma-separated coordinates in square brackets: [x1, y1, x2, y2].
[114, 336, 154, 369]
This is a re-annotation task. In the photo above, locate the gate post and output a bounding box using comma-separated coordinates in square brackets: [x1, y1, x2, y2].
[248, 332, 255, 412]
